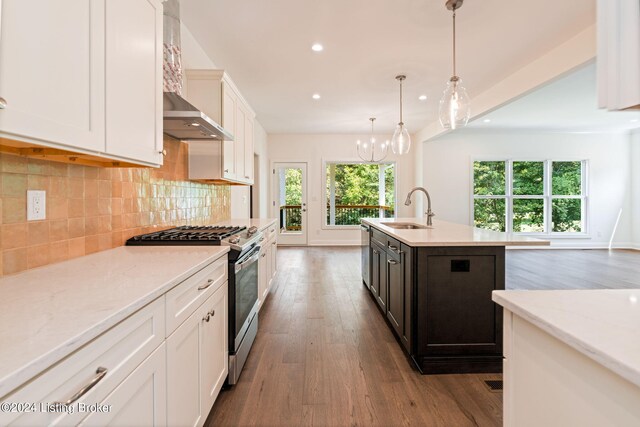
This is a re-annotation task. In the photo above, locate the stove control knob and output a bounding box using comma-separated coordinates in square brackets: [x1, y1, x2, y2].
[247, 226, 258, 237]
[229, 236, 241, 244]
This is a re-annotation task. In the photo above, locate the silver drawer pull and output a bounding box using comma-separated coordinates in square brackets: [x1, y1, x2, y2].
[373, 249, 378, 254]
[197, 278, 214, 291]
[272, 242, 276, 246]
[259, 237, 265, 242]
[224, 169, 229, 173]
[245, 175, 250, 179]
[388, 244, 398, 251]
[203, 309, 216, 322]
[54, 367, 108, 405]
[0, 97, 7, 109]
[388, 259, 399, 265]
[261, 253, 266, 258]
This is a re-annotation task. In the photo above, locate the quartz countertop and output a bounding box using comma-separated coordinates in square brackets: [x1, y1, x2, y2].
[363, 218, 549, 247]
[493, 289, 640, 388]
[0, 246, 229, 398]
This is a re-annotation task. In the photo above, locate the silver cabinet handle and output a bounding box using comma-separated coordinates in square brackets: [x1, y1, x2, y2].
[388, 259, 399, 265]
[388, 244, 398, 252]
[372, 249, 378, 254]
[272, 242, 276, 246]
[197, 278, 214, 291]
[245, 175, 250, 179]
[259, 237, 265, 242]
[54, 367, 108, 405]
[158, 149, 167, 156]
[224, 169, 229, 173]
[0, 97, 6, 109]
[203, 309, 215, 322]
[261, 253, 266, 258]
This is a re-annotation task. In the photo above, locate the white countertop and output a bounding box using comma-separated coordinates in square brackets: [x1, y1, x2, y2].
[493, 289, 640, 388]
[363, 218, 549, 247]
[0, 246, 229, 398]
[215, 218, 277, 232]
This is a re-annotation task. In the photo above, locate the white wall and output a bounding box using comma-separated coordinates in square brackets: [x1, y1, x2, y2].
[268, 134, 416, 246]
[422, 130, 633, 248]
[631, 130, 640, 249]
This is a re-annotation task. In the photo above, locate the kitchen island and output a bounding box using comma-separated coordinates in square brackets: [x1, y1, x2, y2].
[493, 289, 640, 426]
[361, 218, 548, 374]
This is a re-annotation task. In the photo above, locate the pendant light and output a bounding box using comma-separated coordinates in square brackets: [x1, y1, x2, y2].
[391, 75, 411, 154]
[356, 118, 389, 162]
[439, 0, 470, 130]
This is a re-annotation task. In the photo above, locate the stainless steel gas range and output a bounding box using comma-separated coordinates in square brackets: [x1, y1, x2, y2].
[126, 225, 262, 384]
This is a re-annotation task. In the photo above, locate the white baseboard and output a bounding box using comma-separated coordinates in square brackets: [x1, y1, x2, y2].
[307, 241, 360, 246]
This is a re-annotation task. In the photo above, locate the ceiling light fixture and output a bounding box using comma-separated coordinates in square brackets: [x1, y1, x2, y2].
[312, 93, 321, 100]
[311, 43, 324, 52]
[631, 119, 639, 123]
[419, 95, 428, 101]
[356, 117, 389, 162]
[391, 75, 411, 154]
[483, 118, 491, 123]
[439, 0, 470, 130]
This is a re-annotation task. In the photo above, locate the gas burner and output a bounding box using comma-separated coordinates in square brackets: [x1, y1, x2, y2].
[127, 225, 247, 245]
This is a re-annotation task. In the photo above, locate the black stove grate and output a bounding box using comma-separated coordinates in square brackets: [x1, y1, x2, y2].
[126, 225, 246, 245]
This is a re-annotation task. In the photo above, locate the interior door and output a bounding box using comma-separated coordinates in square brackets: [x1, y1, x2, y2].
[273, 162, 308, 245]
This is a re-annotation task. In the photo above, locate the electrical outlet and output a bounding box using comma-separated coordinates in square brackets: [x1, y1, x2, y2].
[27, 190, 46, 221]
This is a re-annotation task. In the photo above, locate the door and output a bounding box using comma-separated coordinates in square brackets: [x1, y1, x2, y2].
[273, 162, 308, 245]
[221, 81, 237, 179]
[0, 0, 105, 151]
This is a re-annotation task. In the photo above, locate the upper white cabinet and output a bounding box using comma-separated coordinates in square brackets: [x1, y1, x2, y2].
[0, 0, 163, 167]
[597, 0, 640, 111]
[185, 70, 255, 185]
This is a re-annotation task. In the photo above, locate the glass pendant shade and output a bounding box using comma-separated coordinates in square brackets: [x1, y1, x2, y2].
[391, 123, 411, 154]
[438, 77, 470, 130]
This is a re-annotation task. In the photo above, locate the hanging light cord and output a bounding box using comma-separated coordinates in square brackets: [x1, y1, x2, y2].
[452, 9, 457, 77]
[399, 77, 404, 125]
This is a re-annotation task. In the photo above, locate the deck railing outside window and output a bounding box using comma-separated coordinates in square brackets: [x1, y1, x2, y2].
[279, 205, 394, 230]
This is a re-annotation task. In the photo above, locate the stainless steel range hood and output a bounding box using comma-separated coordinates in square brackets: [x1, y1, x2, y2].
[163, 92, 234, 141]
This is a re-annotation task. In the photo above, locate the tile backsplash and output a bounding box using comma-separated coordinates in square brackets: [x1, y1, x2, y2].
[0, 137, 230, 276]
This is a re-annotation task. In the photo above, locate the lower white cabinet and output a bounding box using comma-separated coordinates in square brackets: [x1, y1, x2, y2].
[257, 225, 278, 310]
[167, 282, 228, 427]
[78, 344, 167, 427]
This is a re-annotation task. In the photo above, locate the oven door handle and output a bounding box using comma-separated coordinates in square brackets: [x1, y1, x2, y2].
[235, 247, 261, 273]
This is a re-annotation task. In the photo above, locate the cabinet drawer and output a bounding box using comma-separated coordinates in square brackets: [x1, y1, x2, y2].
[371, 229, 387, 247]
[371, 228, 401, 257]
[166, 255, 228, 336]
[1, 297, 165, 427]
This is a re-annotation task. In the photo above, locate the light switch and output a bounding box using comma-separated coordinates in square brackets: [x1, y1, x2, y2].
[27, 190, 46, 221]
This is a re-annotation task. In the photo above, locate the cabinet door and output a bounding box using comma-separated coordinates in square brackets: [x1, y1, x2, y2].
[270, 238, 277, 282]
[235, 105, 246, 181]
[221, 82, 237, 179]
[0, 0, 105, 151]
[258, 246, 268, 308]
[166, 306, 203, 427]
[200, 284, 228, 416]
[386, 252, 403, 337]
[244, 116, 254, 182]
[79, 344, 167, 427]
[105, 0, 162, 166]
[370, 244, 380, 299]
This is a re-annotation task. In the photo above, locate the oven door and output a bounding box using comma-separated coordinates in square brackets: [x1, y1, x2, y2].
[232, 245, 260, 351]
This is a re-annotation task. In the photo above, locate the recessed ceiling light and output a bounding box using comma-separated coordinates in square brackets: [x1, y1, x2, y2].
[631, 119, 639, 123]
[311, 43, 323, 52]
[312, 93, 321, 100]
[191, 122, 200, 127]
[483, 119, 491, 123]
[418, 95, 427, 101]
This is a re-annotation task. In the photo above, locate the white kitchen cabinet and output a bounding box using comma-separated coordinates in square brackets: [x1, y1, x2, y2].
[258, 243, 269, 309]
[105, 0, 163, 165]
[185, 70, 255, 185]
[0, 0, 163, 167]
[166, 283, 228, 427]
[597, 0, 640, 110]
[79, 343, 167, 427]
[502, 309, 640, 426]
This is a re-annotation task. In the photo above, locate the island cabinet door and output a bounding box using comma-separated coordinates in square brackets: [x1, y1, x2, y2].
[386, 250, 404, 338]
[370, 240, 388, 313]
[416, 246, 504, 356]
[370, 242, 381, 300]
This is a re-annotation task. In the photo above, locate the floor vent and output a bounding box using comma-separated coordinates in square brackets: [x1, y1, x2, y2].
[484, 380, 503, 392]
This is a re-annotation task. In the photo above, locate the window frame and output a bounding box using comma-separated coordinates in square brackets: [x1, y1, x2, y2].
[470, 158, 589, 237]
[321, 159, 397, 230]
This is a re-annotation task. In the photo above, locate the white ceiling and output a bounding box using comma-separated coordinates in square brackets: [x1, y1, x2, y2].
[180, 0, 595, 134]
[466, 62, 640, 132]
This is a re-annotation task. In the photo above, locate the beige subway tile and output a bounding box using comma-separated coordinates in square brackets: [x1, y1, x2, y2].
[2, 173, 27, 197]
[68, 198, 84, 218]
[111, 198, 123, 215]
[27, 244, 51, 269]
[111, 214, 123, 231]
[2, 198, 26, 224]
[84, 179, 99, 197]
[84, 235, 100, 254]
[98, 198, 111, 215]
[111, 181, 122, 198]
[111, 231, 123, 248]
[99, 180, 111, 198]
[28, 221, 50, 246]
[98, 233, 111, 251]
[27, 174, 50, 192]
[68, 217, 85, 238]
[50, 219, 69, 241]
[98, 168, 112, 180]
[50, 240, 70, 264]
[27, 158, 50, 175]
[84, 166, 99, 179]
[68, 164, 84, 178]
[3, 248, 28, 275]
[48, 162, 68, 177]
[47, 197, 68, 220]
[68, 237, 85, 258]
[85, 198, 100, 216]
[2, 223, 28, 249]
[1, 155, 28, 174]
[85, 216, 100, 236]
[68, 178, 84, 198]
[99, 215, 111, 233]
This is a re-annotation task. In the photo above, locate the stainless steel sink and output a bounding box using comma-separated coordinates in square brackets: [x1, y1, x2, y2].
[380, 222, 431, 230]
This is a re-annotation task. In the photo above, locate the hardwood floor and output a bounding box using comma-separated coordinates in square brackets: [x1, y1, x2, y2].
[205, 247, 503, 427]
[206, 247, 640, 427]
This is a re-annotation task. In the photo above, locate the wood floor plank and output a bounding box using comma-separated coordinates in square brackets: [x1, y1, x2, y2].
[207, 247, 640, 426]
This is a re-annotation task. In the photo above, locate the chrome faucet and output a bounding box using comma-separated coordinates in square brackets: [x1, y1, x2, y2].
[404, 187, 435, 226]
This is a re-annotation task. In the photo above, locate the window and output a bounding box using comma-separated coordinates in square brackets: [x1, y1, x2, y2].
[473, 160, 586, 234]
[324, 162, 395, 227]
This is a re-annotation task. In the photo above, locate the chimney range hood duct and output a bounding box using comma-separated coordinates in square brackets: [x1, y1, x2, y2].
[163, 92, 234, 141]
